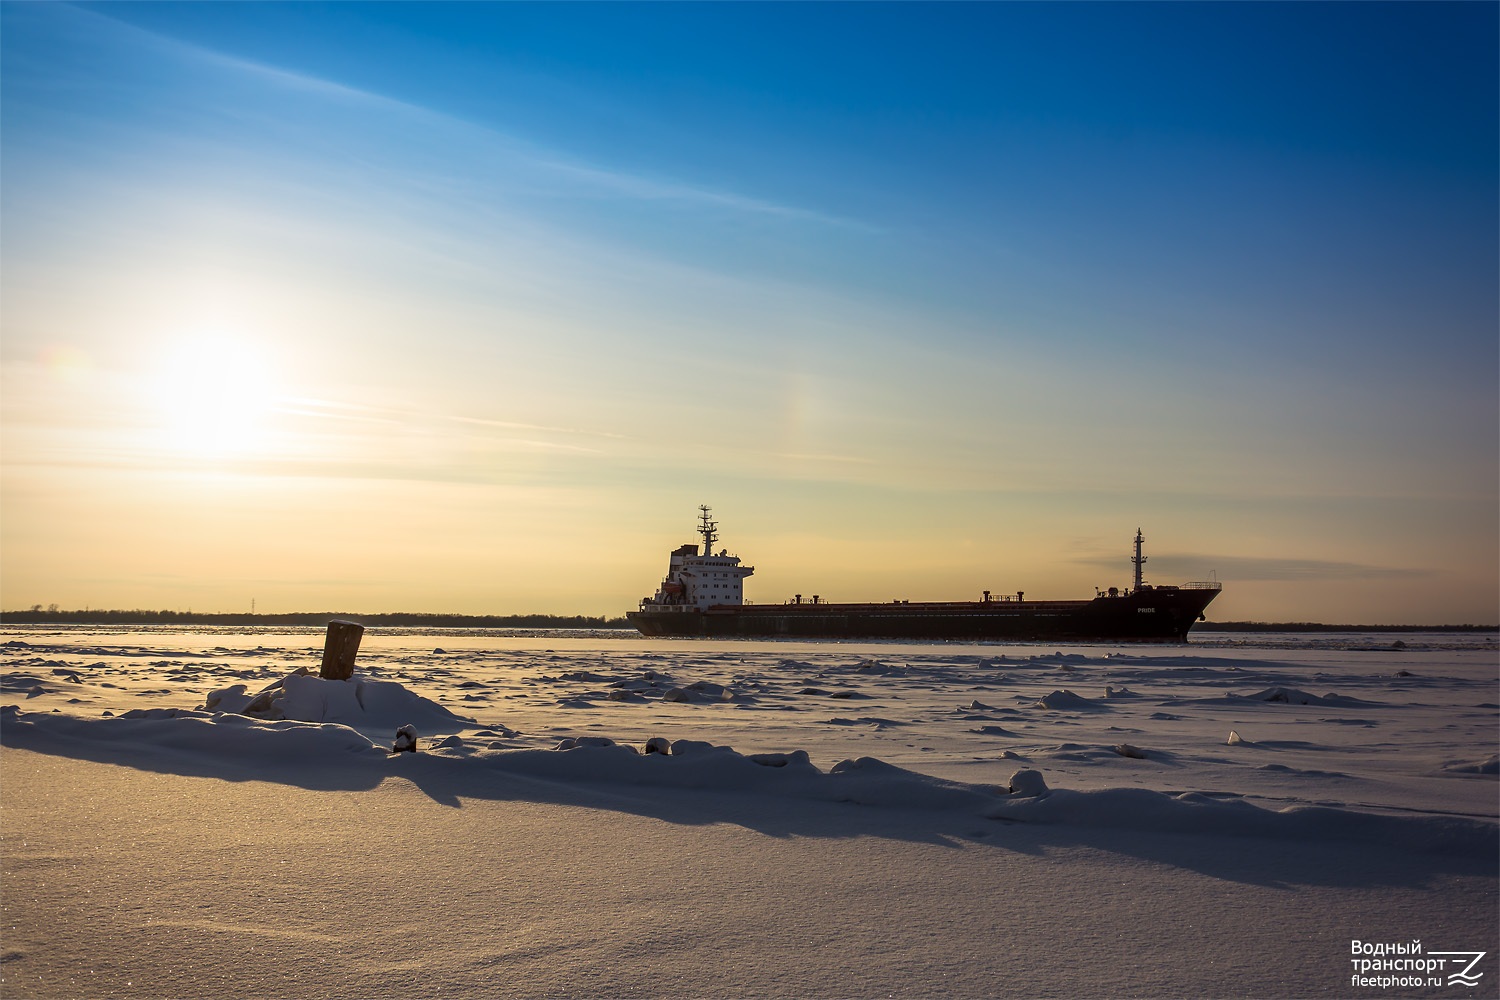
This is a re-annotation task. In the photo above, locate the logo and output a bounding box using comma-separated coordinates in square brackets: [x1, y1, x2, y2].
[1350, 940, 1487, 990]
[1427, 951, 1486, 988]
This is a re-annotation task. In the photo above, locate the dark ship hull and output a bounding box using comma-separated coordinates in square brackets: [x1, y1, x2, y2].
[628, 583, 1221, 642]
[628, 509, 1221, 643]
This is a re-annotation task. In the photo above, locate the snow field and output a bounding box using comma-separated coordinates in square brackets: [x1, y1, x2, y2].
[2, 628, 1495, 998]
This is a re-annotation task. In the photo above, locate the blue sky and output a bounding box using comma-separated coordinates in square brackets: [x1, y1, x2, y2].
[2, 2, 1495, 622]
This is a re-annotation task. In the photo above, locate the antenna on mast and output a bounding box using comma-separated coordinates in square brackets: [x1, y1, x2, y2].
[1131, 528, 1147, 592]
[699, 505, 718, 555]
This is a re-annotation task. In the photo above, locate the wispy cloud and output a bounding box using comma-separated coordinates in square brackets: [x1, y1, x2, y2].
[80, 4, 870, 233]
[532, 158, 880, 231]
[773, 452, 877, 465]
[276, 396, 627, 444]
[1074, 553, 1432, 582]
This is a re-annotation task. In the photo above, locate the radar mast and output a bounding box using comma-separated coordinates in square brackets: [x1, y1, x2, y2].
[699, 505, 719, 556]
[1132, 528, 1148, 591]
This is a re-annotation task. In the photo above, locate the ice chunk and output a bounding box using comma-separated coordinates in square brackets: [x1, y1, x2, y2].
[1007, 769, 1048, 797]
[1035, 689, 1100, 711]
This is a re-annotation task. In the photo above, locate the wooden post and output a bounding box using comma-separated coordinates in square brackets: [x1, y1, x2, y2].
[320, 619, 364, 680]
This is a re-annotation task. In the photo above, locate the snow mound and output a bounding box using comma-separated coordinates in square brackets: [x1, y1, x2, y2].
[1034, 689, 1103, 711]
[854, 659, 905, 675]
[658, 681, 747, 703]
[203, 671, 471, 735]
[1242, 687, 1364, 706]
[817, 659, 907, 677]
[1, 703, 381, 763]
[823, 716, 906, 729]
[968, 725, 1020, 737]
[985, 786, 1495, 857]
[453, 740, 998, 811]
[1255, 763, 1352, 780]
[1442, 754, 1499, 775]
[801, 686, 864, 698]
[5, 704, 1493, 859]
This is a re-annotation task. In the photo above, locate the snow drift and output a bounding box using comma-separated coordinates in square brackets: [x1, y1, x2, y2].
[3, 702, 1492, 858]
[202, 670, 471, 734]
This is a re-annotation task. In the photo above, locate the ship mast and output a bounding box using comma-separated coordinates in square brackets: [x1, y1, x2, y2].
[699, 505, 719, 556]
[1132, 528, 1147, 592]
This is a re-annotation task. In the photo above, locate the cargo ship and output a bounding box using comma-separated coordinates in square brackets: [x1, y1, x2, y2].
[626, 507, 1221, 642]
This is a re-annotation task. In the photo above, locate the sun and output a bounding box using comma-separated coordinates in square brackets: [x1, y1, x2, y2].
[150, 337, 279, 457]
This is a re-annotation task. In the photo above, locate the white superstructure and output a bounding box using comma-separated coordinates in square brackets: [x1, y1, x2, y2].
[639, 506, 755, 612]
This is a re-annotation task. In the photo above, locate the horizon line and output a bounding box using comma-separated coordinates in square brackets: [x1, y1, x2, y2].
[2, 609, 1495, 633]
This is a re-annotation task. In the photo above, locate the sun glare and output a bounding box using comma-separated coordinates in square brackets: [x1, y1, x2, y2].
[150, 337, 279, 457]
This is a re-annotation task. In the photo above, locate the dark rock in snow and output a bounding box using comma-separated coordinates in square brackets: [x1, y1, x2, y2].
[392, 725, 418, 753]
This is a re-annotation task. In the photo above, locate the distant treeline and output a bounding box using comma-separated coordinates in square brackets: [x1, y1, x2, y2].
[1194, 621, 1496, 633]
[0, 609, 635, 629]
[1, 609, 1493, 633]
